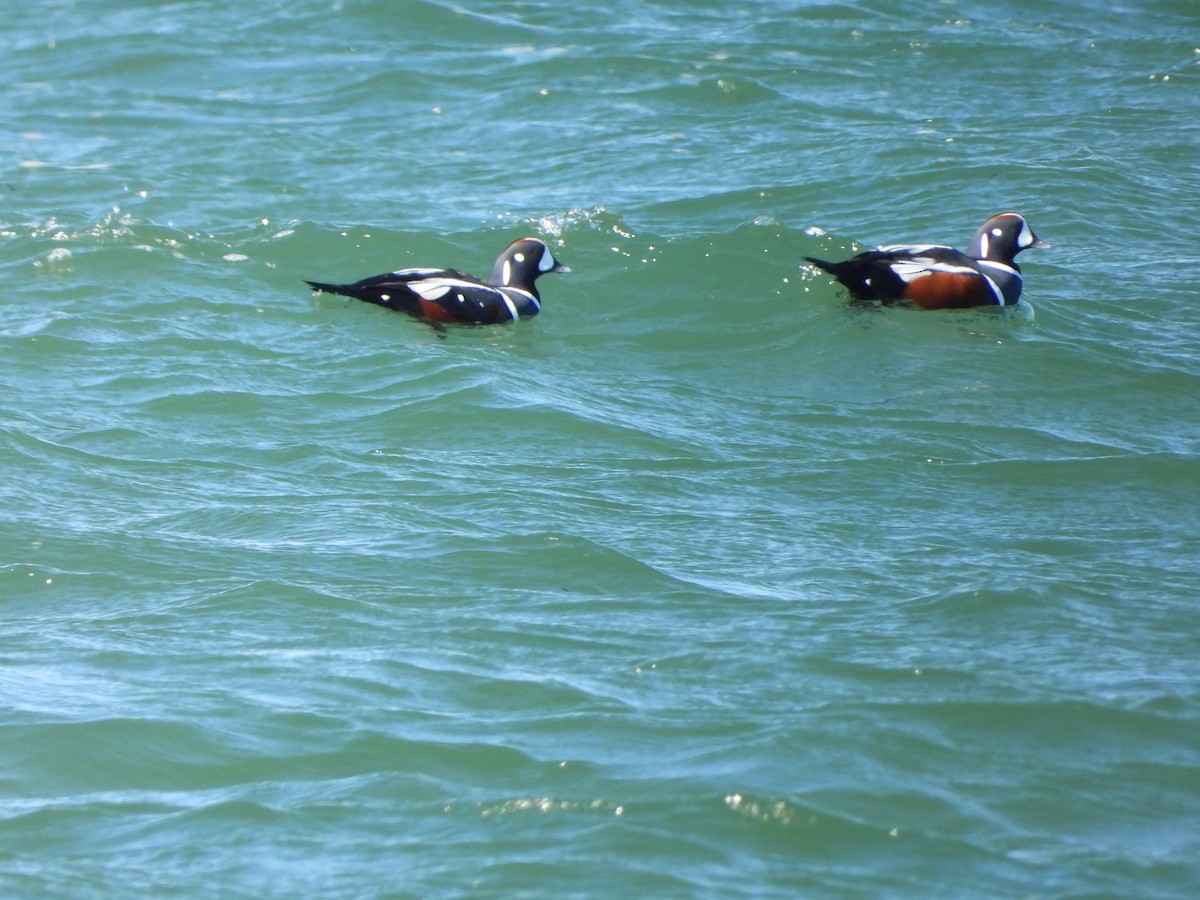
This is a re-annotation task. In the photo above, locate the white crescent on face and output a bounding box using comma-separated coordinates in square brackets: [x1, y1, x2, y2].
[1016, 219, 1036, 248]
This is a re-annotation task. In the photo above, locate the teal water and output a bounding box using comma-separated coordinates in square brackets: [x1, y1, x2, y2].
[4, 1, 1200, 896]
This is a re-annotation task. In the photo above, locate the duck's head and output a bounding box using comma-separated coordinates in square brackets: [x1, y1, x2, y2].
[969, 213, 1050, 264]
[490, 237, 570, 288]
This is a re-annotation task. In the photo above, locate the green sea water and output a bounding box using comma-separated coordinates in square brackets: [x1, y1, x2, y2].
[3, 1, 1200, 896]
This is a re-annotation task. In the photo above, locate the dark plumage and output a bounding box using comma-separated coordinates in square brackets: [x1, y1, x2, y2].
[806, 213, 1049, 309]
[307, 237, 569, 324]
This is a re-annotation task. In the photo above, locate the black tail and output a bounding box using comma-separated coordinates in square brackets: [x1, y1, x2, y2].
[804, 256, 840, 275]
[306, 280, 344, 295]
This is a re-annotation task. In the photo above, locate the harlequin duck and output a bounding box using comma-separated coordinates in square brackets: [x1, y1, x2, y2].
[307, 237, 569, 324]
[805, 213, 1049, 309]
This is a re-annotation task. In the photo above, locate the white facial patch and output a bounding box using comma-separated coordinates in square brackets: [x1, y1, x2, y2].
[1017, 221, 1034, 247]
[538, 246, 557, 272]
[513, 252, 525, 263]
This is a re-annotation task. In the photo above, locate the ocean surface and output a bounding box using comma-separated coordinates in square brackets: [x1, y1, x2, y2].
[3, 1, 1200, 896]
